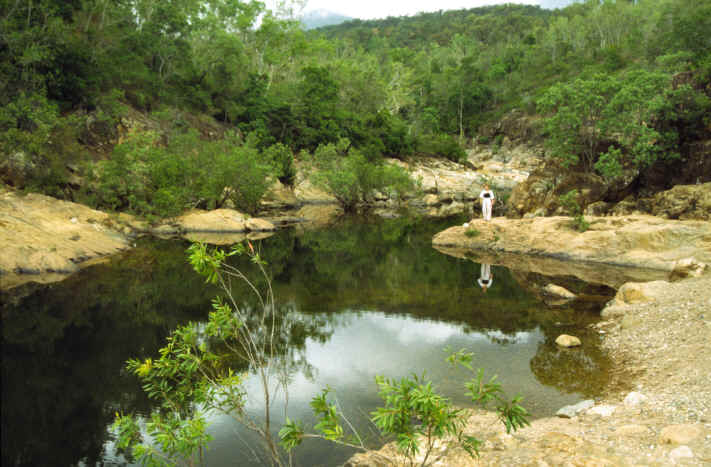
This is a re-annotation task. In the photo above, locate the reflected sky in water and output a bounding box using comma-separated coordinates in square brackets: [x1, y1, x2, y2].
[206, 310, 584, 467]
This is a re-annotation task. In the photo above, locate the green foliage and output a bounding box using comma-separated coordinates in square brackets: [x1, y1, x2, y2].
[285, 347, 530, 466]
[113, 318, 223, 466]
[5, 0, 711, 205]
[310, 141, 417, 211]
[86, 130, 273, 218]
[538, 68, 706, 181]
[447, 348, 530, 435]
[262, 142, 296, 185]
[559, 189, 589, 232]
[115, 241, 289, 466]
[417, 134, 467, 163]
[310, 388, 346, 441]
[537, 73, 618, 170]
[491, 134, 504, 155]
[371, 373, 469, 463]
[464, 228, 480, 238]
[0, 91, 92, 196]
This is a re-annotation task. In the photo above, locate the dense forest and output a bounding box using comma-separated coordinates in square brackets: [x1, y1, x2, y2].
[1, 0, 709, 217]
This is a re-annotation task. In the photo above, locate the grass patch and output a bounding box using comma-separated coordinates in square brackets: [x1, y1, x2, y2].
[465, 228, 481, 238]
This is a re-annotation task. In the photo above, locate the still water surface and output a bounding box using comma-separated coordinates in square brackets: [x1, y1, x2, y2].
[1, 215, 614, 466]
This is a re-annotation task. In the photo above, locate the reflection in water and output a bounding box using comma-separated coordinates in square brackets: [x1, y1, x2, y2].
[1, 215, 616, 467]
[477, 263, 493, 292]
[206, 311, 560, 467]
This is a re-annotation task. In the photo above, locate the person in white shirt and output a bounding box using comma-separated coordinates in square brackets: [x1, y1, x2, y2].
[479, 184, 495, 221]
[477, 263, 493, 292]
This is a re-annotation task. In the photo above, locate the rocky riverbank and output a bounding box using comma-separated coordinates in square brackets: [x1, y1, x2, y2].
[1, 149, 533, 289]
[347, 273, 711, 467]
[432, 216, 711, 273]
[342, 215, 711, 466]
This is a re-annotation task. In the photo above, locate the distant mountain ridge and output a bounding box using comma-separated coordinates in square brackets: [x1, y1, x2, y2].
[300, 9, 352, 30]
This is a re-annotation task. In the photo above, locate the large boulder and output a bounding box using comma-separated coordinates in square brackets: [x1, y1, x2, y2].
[543, 284, 577, 299]
[650, 183, 711, 221]
[174, 209, 276, 233]
[671, 257, 708, 279]
[613, 281, 669, 305]
[555, 334, 582, 348]
[508, 169, 607, 217]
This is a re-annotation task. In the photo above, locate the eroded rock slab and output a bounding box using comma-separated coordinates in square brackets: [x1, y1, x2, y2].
[433, 215, 711, 273]
[0, 189, 130, 289]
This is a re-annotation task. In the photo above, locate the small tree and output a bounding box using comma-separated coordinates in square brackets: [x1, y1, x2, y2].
[281, 348, 530, 467]
[113, 242, 294, 466]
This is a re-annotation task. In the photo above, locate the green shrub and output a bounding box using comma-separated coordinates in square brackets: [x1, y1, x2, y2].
[417, 133, 467, 162]
[492, 134, 504, 155]
[0, 92, 86, 196]
[263, 142, 296, 186]
[86, 129, 273, 218]
[310, 142, 416, 211]
[559, 189, 589, 232]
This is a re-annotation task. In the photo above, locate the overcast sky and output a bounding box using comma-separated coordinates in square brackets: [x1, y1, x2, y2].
[299, 0, 539, 20]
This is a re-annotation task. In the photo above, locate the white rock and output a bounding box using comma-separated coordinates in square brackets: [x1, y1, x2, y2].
[556, 399, 594, 418]
[669, 446, 694, 461]
[587, 405, 616, 417]
[555, 334, 581, 347]
[624, 391, 648, 407]
[543, 283, 576, 299]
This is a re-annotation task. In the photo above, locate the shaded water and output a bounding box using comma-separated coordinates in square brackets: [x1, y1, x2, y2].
[1, 215, 615, 466]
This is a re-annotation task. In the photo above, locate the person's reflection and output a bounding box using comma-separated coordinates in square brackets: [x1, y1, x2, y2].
[477, 263, 493, 292]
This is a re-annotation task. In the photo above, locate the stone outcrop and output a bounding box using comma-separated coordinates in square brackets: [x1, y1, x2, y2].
[659, 424, 703, 445]
[509, 170, 711, 222]
[508, 168, 608, 218]
[0, 188, 130, 289]
[671, 257, 708, 278]
[432, 215, 711, 273]
[615, 281, 668, 305]
[650, 182, 711, 221]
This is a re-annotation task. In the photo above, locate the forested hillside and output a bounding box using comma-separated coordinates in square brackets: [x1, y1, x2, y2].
[1, 0, 709, 217]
